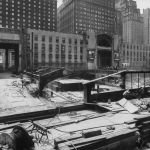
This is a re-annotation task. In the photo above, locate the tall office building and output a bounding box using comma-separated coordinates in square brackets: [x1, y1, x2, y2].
[115, 0, 150, 70]
[58, 0, 116, 35]
[143, 9, 150, 45]
[0, 0, 57, 31]
[115, 0, 143, 44]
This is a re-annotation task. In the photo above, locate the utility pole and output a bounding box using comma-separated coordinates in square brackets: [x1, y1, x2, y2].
[31, 32, 34, 72]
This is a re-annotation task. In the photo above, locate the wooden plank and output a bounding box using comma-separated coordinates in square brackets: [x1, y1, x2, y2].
[117, 98, 138, 113]
[47, 112, 111, 129]
[54, 134, 82, 146]
[134, 115, 150, 122]
[57, 144, 70, 150]
[124, 70, 150, 74]
[142, 120, 150, 125]
[68, 139, 107, 150]
[58, 134, 106, 148]
[0, 103, 85, 124]
[83, 70, 126, 85]
[107, 128, 138, 139]
[82, 128, 102, 138]
[24, 71, 40, 79]
[106, 128, 138, 144]
[142, 128, 150, 134]
[124, 120, 137, 125]
[58, 128, 138, 150]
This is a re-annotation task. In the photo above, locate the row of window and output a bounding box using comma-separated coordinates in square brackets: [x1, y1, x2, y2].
[77, 9, 114, 17]
[34, 35, 85, 45]
[122, 57, 149, 62]
[4, 24, 55, 30]
[122, 44, 150, 51]
[34, 54, 83, 62]
[123, 50, 150, 57]
[79, 1, 114, 9]
[34, 43, 84, 54]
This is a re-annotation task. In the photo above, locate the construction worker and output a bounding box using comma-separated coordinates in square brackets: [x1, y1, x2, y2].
[20, 72, 24, 88]
[137, 87, 145, 100]
[123, 89, 131, 99]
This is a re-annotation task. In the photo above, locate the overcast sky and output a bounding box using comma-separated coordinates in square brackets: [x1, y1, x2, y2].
[57, 0, 150, 12]
[57, 0, 62, 7]
[136, 0, 150, 12]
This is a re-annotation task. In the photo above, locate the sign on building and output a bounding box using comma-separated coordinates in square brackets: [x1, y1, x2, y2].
[88, 49, 96, 62]
[114, 51, 120, 61]
[0, 52, 3, 63]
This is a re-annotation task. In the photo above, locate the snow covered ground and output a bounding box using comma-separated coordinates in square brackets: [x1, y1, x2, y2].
[0, 78, 55, 116]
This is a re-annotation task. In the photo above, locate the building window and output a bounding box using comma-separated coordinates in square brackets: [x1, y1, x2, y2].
[62, 37, 65, 43]
[80, 40, 83, 45]
[80, 47, 83, 54]
[68, 38, 72, 44]
[68, 55, 72, 60]
[49, 36, 52, 42]
[56, 37, 59, 43]
[34, 53, 38, 67]
[74, 55, 77, 60]
[41, 43, 45, 52]
[42, 54, 45, 65]
[61, 45, 65, 53]
[68, 46, 72, 54]
[74, 47, 77, 54]
[34, 35, 38, 41]
[74, 39, 77, 45]
[42, 35, 45, 42]
[34, 43, 38, 52]
[49, 44, 52, 53]
[56, 45, 59, 53]
[55, 54, 59, 59]
[49, 54, 53, 63]
[61, 54, 65, 59]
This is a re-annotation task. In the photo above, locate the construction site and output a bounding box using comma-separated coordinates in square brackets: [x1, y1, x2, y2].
[1, 68, 150, 150]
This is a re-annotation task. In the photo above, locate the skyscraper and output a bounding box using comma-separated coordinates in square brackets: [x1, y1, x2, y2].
[143, 9, 150, 44]
[0, 0, 57, 31]
[115, 0, 150, 70]
[58, 0, 116, 35]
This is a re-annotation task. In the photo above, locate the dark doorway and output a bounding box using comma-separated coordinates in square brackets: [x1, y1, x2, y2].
[98, 51, 112, 67]
[97, 34, 112, 68]
[0, 43, 19, 72]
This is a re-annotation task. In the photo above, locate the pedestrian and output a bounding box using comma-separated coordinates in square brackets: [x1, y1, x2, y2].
[20, 72, 23, 88]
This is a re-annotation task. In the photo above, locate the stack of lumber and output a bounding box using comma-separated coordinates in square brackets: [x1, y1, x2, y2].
[54, 128, 138, 150]
[134, 115, 150, 144]
[125, 114, 150, 146]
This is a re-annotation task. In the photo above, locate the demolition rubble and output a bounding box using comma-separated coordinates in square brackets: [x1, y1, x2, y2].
[1, 70, 150, 150]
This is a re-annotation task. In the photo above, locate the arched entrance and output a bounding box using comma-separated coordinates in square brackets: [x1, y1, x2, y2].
[97, 34, 112, 68]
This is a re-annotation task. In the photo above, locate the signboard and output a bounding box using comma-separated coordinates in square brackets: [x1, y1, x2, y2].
[88, 49, 96, 62]
[114, 51, 120, 61]
[0, 55, 3, 63]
